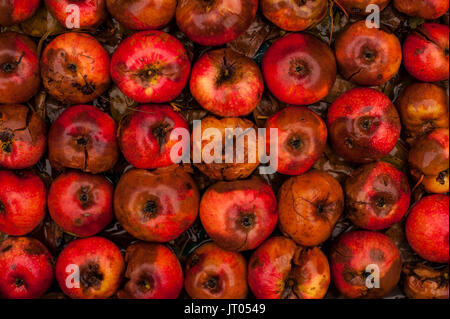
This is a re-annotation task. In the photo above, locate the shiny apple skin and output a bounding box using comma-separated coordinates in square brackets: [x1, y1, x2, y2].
[406, 195, 449, 264]
[262, 33, 336, 105]
[345, 161, 411, 230]
[265, 106, 327, 175]
[278, 170, 344, 246]
[55, 237, 124, 299]
[200, 176, 278, 252]
[190, 48, 264, 117]
[403, 23, 449, 82]
[114, 168, 200, 242]
[184, 242, 248, 299]
[394, 0, 449, 20]
[0, 0, 40, 26]
[0, 104, 47, 169]
[0, 32, 40, 104]
[330, 230, 402, 299]
[176, 0, 258, 46]
[335, 21, 402, 86]
[106, 0, 177, 30]
[335, 0, 390, 16]
[48, 170, 114, 237]
[45, 0, 107, 29]
[261, 0, 328, 32]
[0, 237, 54, 299]
[48, 105, 119, 174]
[0, 170, 46, 236]
[327, 88, 401, 163]
[41, 32, 111, 104]
[248, 236, 330, 299]
[110, 30, 191, 103]
[118, 104, 189, 169]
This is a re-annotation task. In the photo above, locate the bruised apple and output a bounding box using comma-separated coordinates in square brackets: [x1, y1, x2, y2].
[0, 0, 40, 26]
[402, 264, 449, 299]
[394, 0, 449, 20]
[45, 0, 107, 29]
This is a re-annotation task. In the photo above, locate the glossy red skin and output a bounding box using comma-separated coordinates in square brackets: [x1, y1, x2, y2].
[106, 0, 177, 30]
[118, 104, 189, 169]
[403, 23, 449, 82]
[190, 48, 264, 117]
[114, 168, 200, 242]
[184, 242, 248, 299]
[200, 176, 278, 252]
[265, 106, 327, 175]
[262, 33, 336, 105]
[110, 30, 191, 104]
[335, 0, 390, 16]
[345, 161, 411, 230]
[335, 21, 402, 86]
[40, 32, 110, 104]
[48, 105, 119, 173]
[0, 104, 47, 169]
[406, 195, 449, 263]
[45, 0, 107, 29]
[248, 237, 330, 299]
[0, 237, 53, 299]
[0, 32, 40, 104]
[48, 170, 114, 237]
[55, 237, 124, 299]
[330, 231, 402, 299]
[117, 242, 183, 299]
[176, 0, 258, 46]
[394, 0, 449, 19]
[0, 0, 40, 26]
[0, 170, 46, 236]
[327, 88, 401, 163]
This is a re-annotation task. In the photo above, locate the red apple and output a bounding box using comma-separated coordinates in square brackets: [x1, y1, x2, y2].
[176, 0, 258, 46]
[327, 88, 401, 163]
[118, 104, 189, 169]
[335, 0, 390, 16]
[262, 33, 336, 105]
[0, 0, 40, 26]
[41, 32, 110, 104]
[0, 104, 47, 169]
[403, 23, 449, 82]
[55, 237, 124, 299]
[106, 0, 177, 30]
[117, 242, 183, 299]
[406, 194, 449, 263]
[248, 237, 330, 299]
[184, 242, 248, 299]
[48, 170, 114, 237]
[0, 169, 46, 236]
[394, 0, 449, 20]
[0, 237, 54, 299]
[110, 30, 191, 103]
[0, 32, 40, 104]
[48, 105, 119, 174]
[190, 48, 264, 117]
[45, 0, 107, 29]
[330, 230, 402, 298]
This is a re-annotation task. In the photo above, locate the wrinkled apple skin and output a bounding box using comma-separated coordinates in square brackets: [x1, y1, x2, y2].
[394, 0, 449, 20]
[248, 237, 330, 299]
[200, 176, 278, 252]
[402, 264, 449, 299]
[45, 0, 107, 29]
[278, 170, 344, 246]
[335, 21, 402, 86]
[117, 242, 183, 299]
[345, 161, 411, 230]
[0, 170, 46, 236]
[330, 231, 402, 299]
[327, 88, 401, 164]
[0, 104, 47, 169]
[0, 237, 54, 299]
[55, 237, 124, 299]
[0, 0, 40, 26]
[406, 195, 449, 263]
[335, 0, 390, 16]
[184, 242, 248, 299]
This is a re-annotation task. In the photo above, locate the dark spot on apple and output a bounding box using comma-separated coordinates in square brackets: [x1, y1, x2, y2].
[137, 275, 153, 293]
[68, 63, 77, 73]
[143, 200, 158, 220]
[204, 276, 220, 293]
[240, 214, 255, 229]
[436, 169, 448, 185]
[1, 244, 12, 253]
[250, 257, 262, 269]
[370, 248, 385, 262]
[80, 262, 104, 290]
[375, 197, 386, 208]
[152, 123, 171, 147]
[344, 137, 354, 149]
[15, 277, 25, 288]
[1, 62, 15, 73]
[76, 136, 89, 147]
[189, 254, 200, 268]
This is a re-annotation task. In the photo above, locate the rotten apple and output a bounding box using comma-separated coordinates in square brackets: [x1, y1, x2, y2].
[45, 0, 107, 29]
[184, 242, 248, 299]
[0, 0, 40, 26]
[262, 32, 336, 105]
[190, 48, 264, 117]
[0, 104, 47, 169]
[278, 170, 344, 246]
[327, 88, 401, 163]
[394, 0, 449, 20]
[402, 263, 449, 299]
[334, 0, 390, 16]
